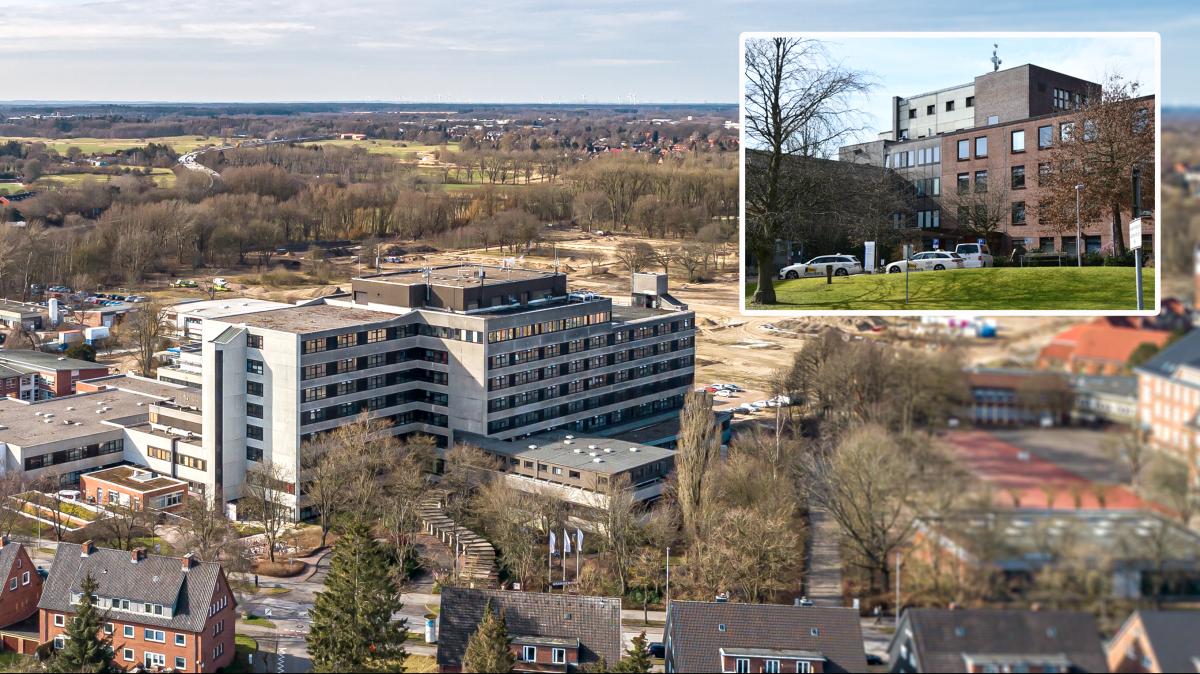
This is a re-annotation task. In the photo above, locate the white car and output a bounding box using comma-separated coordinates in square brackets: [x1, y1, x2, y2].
[779, 255, 863, 280]
[885, 251, 966, 274]
[954, 243, 994, 268]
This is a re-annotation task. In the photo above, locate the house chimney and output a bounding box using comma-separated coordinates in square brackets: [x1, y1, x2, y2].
[131, 547, 146, 563]
[0, 534, 8, 548]
[81, 540, 94, 557]
[181, 552, 196, 571]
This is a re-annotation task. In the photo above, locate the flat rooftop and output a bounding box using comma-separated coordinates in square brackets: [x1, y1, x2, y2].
[80, 373, 202, 411]
[0, 349, 109, 372]
[356, 265, 558, 289]
[170, 298, 290, 320]
[0, 389, 160, 447]
[611, 304, 675, 323]
[82, 465, 186, 492]
[229, 302, 406, 334]
[465, 430, 674, 474]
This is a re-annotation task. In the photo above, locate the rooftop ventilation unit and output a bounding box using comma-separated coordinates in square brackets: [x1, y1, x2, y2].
[593, 458, 603, 463]
[564, 435, 574, 440]
[572, 448, 581, 454]
[603, 448, 612, 453]
[588, 452, 597, 457]
[528, 444, 538, 450]
[588, 445, 597, 450]
[629, 447, 639, 452]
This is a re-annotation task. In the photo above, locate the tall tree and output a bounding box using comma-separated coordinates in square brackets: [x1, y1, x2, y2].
[241, 461, 292, 563]
[307, 523, 408, 672]
[463, 599, 515, 674]
[1037, 74, 1155, 256]
[49, 573, 116, 674]
[674, 391, 721, 539]
[744, 37, 869, 304]
[126, 299, 169, 378]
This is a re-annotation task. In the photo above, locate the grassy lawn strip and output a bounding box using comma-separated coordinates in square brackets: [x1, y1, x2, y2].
[747, 266, 1155, 311]
[403, 655, 439, 673]
[241, 615, 276, 629]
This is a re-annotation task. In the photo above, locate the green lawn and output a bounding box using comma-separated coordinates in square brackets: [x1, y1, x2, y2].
[241, 615, 277, 629]
[35, 168, 176, 188]
[0, 182, 25, 194]
[747, 266, 1156, 311]
[305, 139, 458, 159]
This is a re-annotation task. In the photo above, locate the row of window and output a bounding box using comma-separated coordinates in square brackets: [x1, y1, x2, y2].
[299, 348, 448, 382]
[486, 376, 690, 434]
[489, 356, 692, 412]
[487, 311, 614, 344]
[54, 638, 191, 672]
[24, 439, 123, 471]
[302, 368, 450, 403]
[489, 339, 692, 392]
[300, 389, 450, 426]
[907, 96, 973, 120]
[299, 324, 483, 355]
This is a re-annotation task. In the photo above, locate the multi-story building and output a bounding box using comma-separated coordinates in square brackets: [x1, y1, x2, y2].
[1106, 610, 1200, 673]
[79, 465, 189, 513]
[1135, 330, 1200, 484]
[39, 542, 237, 673]
[196, 266, 693, 518]
[842, 62, 1153, 255]
[0, 350, 110, 400]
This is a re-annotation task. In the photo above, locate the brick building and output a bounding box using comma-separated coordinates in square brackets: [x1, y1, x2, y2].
[841, 62, 1154, 255]
[78, 465, 189, 513]
[1037, 318, 1174, 375]
[1106, 610, 1200, 673]
[664, 601, 867, 674]
[435, 588, 621, 672]
[0, 537, 42, 631]
[1133, 329, 1200, 483]
[0, 350, 110, 400]
[39, 542, 237, 672]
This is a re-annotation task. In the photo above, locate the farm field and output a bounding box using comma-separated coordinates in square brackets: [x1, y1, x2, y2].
[304, 138, 458, 159]
[34, 168, 177, 188]
[0, 135, 217, 154]
[746, 266, 1157, 311]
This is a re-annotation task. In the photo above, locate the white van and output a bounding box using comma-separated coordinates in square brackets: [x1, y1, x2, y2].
[954, 243, 994, 268]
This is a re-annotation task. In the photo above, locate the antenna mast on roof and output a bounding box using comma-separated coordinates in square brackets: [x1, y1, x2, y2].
[991, 43, 1002, 72]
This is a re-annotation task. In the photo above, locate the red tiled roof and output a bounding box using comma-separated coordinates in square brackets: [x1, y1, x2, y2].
[1039, 319, 1172, 368]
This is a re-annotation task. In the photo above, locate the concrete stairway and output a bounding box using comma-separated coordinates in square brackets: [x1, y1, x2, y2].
[418, 490, 499, 586]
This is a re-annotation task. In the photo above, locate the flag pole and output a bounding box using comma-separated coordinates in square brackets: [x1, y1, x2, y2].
[562, 530, 567, 586]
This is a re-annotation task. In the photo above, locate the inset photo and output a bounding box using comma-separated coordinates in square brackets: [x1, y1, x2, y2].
[740, 32, 1160, 315]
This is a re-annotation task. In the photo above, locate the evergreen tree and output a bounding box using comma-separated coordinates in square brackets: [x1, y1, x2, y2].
[462, 599, 515, 673]
[612, 631, 653, 673]
[49, 573, 116, 674]
[306, 523, 407, 672]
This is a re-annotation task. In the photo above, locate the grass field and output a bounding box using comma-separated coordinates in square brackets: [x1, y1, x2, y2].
[747, 266, 1156, 311]
[0, 182, 25, 194]
[34, 168, 176, 188]
[305, 139, 458, 159]
[1, 135, 216, 154]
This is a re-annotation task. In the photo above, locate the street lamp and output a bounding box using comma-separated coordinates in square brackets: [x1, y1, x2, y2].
[1074, 184, 1085, 267]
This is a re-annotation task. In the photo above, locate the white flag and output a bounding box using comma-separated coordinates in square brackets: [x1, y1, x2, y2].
[563, 529, 571, 554]
[549, 530, 556, 555]
[576, 527, 584, 551]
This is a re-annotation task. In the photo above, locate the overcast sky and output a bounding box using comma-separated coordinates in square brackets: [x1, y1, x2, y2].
[0, 0, 1194, 105]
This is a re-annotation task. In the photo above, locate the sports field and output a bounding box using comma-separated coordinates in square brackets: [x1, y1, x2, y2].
[34, 168, 177, 188]
[746, 266, 1156, 311]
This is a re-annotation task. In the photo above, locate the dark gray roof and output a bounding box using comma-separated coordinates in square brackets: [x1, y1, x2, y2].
[37, 543, 228, 633]
[1133, 610, 1200, 673]
[0, 543, 21, 594]
[1135, 329, 1200, 380]
[436, 588, 621, 669]
[0, 349, 108, 372]
[665, 601, 866, 674]
[897, 608, 1106, 673]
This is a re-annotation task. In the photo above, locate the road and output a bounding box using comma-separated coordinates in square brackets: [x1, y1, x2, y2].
[177, 135, 331, 185]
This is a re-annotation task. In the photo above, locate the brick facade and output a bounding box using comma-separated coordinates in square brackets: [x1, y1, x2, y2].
[0, 538, 42, 630]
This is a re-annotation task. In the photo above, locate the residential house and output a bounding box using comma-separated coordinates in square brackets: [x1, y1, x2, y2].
[664, 601, 867, 673]
[889, 608, 1107, 673]
[435, 587, 621, 672]
[1107, 610, 1200, 673]
[39, 542, 237, 672]
[0, 536, 42, 629]
[1038, 318, 1174, 375]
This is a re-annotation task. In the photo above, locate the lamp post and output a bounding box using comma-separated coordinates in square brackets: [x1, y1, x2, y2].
[1074, 184, 1085, 267]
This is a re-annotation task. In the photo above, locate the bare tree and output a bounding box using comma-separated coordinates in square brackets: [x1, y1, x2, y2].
[1104, 426, 1152, 488]
[175, 496, 251, 573]
[92, 503, 154, 551]
[613, 241, 654, 274]
[673, 391, 721, 540]
[599, 474, 641, 596]
[744, 37, 870, 304]
[242, 462, 293, 563]
[126, 300, 169, 378]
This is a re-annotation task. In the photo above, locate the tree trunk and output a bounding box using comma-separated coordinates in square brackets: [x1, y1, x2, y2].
[752, 245, 777, 304]
[1110, 203, 1127, 256]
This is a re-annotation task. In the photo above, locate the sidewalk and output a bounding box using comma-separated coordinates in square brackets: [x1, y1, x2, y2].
[806, 508, 845, 606]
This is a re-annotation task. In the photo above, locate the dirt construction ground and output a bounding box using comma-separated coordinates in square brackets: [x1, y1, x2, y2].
[125, 230, 1084, 393]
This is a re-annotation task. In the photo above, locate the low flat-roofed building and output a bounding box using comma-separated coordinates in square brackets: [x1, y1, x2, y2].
[79, 465, 188, 512]
[0, 349, 110, 400]
[166, 298, 291, 342]
[463, 430, 675, 508]
[351, 265, 567, 312]
[0, 299, 44, 331]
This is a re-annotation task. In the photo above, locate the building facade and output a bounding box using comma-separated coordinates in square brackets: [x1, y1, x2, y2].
[0, 537, 42, 631]
[1134, 330, 1200, 485]
[39, 542, 237, 673]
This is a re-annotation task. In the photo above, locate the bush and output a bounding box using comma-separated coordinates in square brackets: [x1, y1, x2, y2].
[256, 270, 306, 287]
[64, 342, 97, 362]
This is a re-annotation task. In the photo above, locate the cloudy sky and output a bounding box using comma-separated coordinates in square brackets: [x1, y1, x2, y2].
[0, 0, 1195, 105]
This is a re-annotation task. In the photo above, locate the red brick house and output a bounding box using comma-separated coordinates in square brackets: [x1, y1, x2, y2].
[1107, 610, 1200, 673]
[39, 542, 237, 672]
[79, 466, 188, 513]
[1038, 318, 1174, 375]
[0, 351, 110, 400]
[436, 588, 621, 673]
[0, 536, 42, 630]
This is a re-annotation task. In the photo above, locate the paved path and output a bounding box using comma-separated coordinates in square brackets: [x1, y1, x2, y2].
[806, 508, 845, 607]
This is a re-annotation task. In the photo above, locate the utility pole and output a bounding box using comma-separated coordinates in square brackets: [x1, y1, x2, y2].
[665, 547, 671, 609]
[1075, 184, 1085, 267]
[895, 551, 902, 626]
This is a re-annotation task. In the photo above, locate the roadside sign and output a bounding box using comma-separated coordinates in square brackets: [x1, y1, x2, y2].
[977, 238, 985, 245]
[864, 241, 876, 273]
[1129, 217, 1143, 250]
[932, 238, 940, 249]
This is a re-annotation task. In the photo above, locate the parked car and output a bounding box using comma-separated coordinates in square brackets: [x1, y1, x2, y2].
[884, 251, 966, 274]
[48, 285, 71, 294]
[170, 279, 198, 288]
[954, 242, 994, 268]
[779, 254, 863, 280]
[568, 290, 598, 302]
[125, 295, 149, 303]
